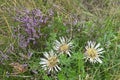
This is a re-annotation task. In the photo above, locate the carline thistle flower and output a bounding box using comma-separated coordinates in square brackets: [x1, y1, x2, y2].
[40, 50, 61, 72]
[84, 41, 104, 63]
[53, 37, 73, 56]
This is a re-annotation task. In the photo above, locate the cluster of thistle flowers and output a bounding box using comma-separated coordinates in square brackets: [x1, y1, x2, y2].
[40, 37, 105, 73]
[14, 8, 53, 48]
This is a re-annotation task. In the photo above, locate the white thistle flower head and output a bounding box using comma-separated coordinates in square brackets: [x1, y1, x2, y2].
[84, 41, 104, 63]
[53, 37, 73, 56]
[40, 50, 61, 72]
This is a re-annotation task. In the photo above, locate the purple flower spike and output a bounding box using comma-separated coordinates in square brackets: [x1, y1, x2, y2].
[13, 8, 53, 48]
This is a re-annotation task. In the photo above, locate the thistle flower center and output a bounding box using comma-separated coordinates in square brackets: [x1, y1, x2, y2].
[59, 44, 69, 52]
[47, 56, 58, 68]
[86, 48, 97, 58]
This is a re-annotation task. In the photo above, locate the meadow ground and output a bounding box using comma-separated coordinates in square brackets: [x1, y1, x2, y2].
[0, 0, 120, 80]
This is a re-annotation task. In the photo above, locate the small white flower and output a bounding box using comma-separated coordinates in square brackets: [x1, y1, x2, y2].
[53, 37, 73, 56]
[40, 50, 61, 72]
[84, 41, 104, 63]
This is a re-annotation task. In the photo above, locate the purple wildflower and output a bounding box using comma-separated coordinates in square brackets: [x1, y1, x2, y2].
[19, 34, 28, 48]
[18, 50, 33, 60]
[13, 8, 54, 48]
[0, 51, 8, 64]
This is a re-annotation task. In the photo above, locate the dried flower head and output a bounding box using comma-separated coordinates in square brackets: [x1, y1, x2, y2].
[9, 62, 28, 74]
